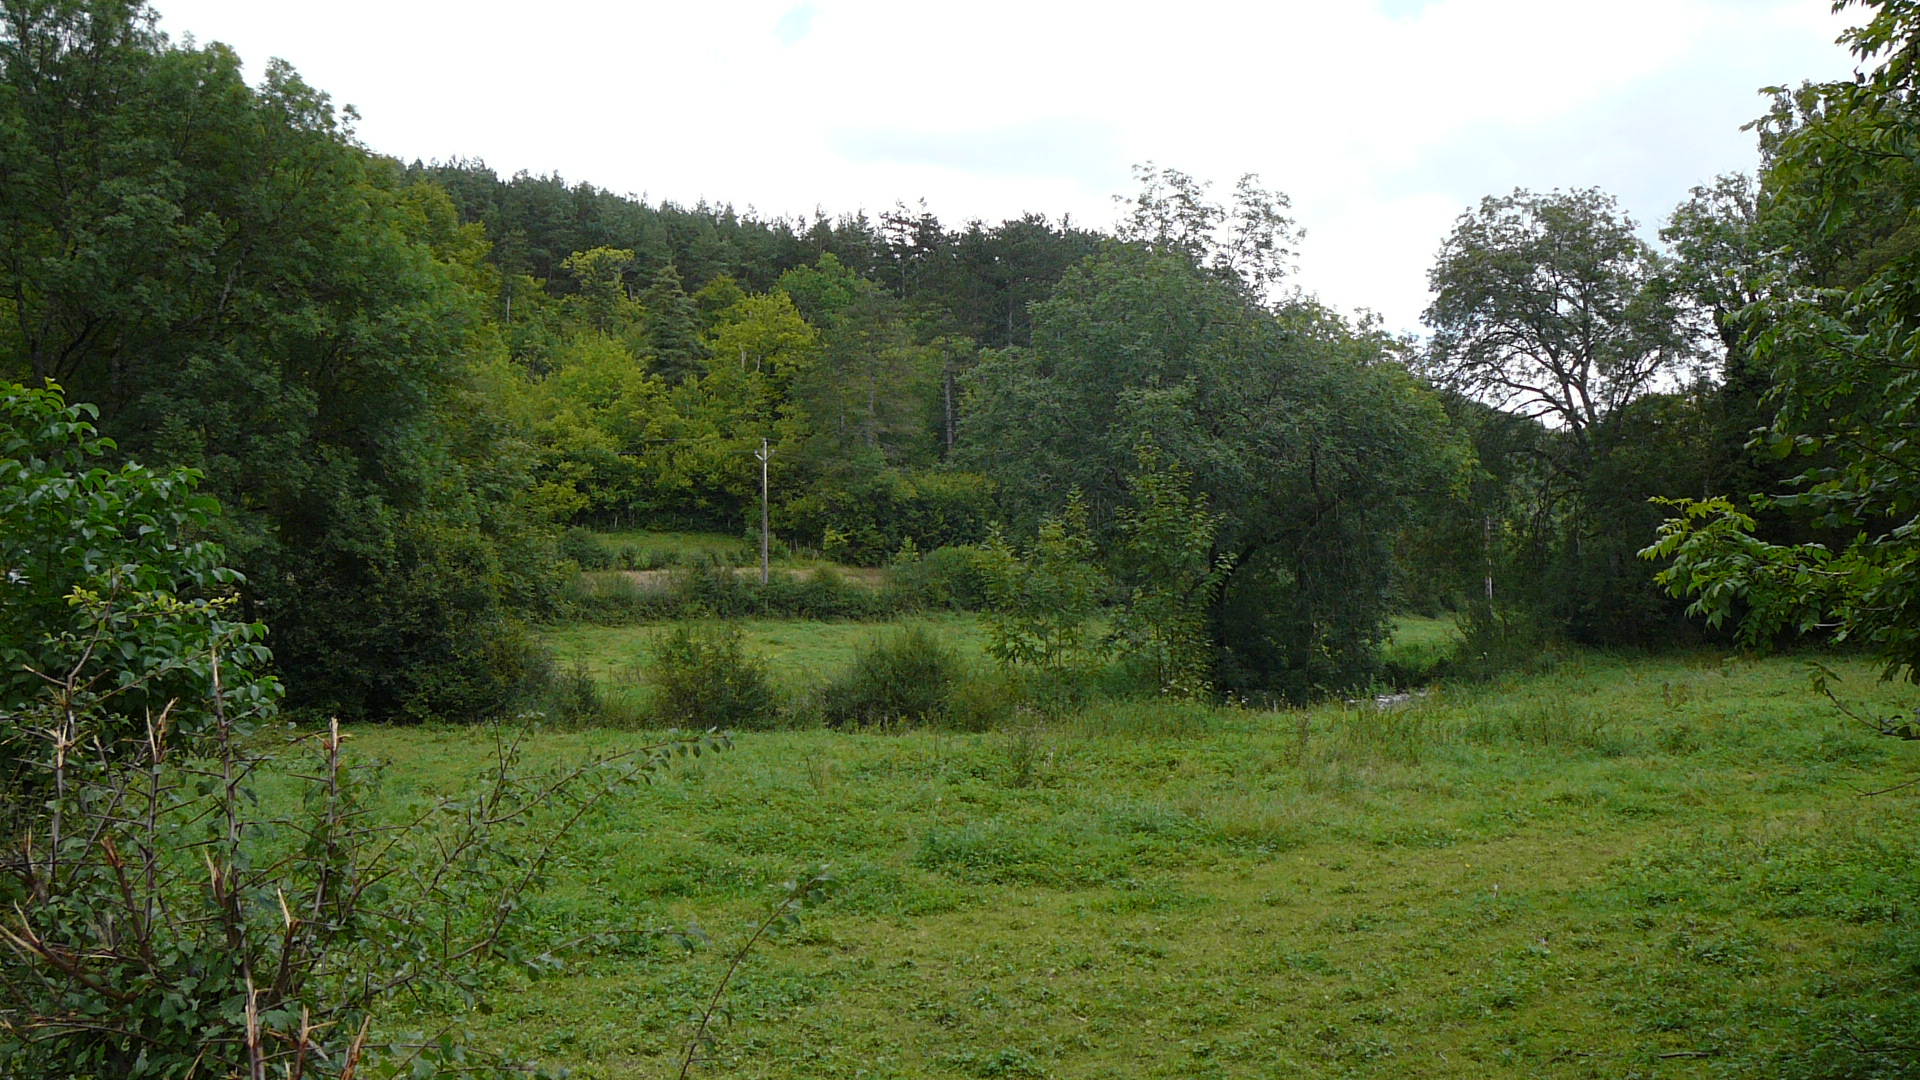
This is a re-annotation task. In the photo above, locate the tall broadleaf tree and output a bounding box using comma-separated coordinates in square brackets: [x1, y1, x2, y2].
[1421, 188, 1708, 641]
[0, 0, 559, 720]
[963, 234, 1457, 701]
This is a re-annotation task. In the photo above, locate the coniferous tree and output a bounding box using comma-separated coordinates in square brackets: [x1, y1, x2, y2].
[642, 264, 708, 383]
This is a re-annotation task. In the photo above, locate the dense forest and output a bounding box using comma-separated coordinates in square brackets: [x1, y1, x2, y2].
[2, 0, 1914, 720]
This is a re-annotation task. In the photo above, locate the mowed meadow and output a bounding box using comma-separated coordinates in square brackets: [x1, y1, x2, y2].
[329, 608, 1920, 1080]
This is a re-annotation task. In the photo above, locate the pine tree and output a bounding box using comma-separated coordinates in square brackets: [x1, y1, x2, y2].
[643, 264, 708, 383]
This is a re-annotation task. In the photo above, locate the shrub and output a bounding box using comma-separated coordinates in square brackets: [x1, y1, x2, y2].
[0, 382, 276, 780]
[820, 625, 964, 729]
[559, 525, 613, 569]
[1456, 601, 1558, 679]
[784, 468, 997, 566]
[517, 646, 607, 727]
[4, 665, 721, 1079]
[978, 495, 1108, 674]
[647, 623, 779, 729]
[1111, 447, 1233, 699]
[948, 670, 1022, 732]
[888, 544, 993, 611]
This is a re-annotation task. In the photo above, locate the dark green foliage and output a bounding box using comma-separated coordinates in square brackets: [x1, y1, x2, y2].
[820, 626, 963, 728]
[888, 544, 994, 611]
[0, 2, 560, 721]
[646, 622, 778, 729]
[964, 244, 1456, 701]
[0, 375, 729, 1077]
[513, 644, 609, 726]
[1647, 3, 1920, 682]
[784, 468, 996, 566]
[561, 565, 897, 624]
[559, 525, 614, 569]
[1453, 601, 1558, 681]
[642, 263, 708, 382]
[1418, 188, 1710, 647]
[414, 167, 1103, 350]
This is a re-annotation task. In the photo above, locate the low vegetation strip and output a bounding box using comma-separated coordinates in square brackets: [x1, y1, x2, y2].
[351, 653, 1920, 1078]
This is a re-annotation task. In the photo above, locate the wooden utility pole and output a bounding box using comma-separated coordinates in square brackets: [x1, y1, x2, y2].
[1484, 515, 1495, 601]
[756, 438, 772, 585]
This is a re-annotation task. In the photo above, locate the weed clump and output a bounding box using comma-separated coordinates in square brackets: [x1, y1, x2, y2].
[646, 622, 778, 729]
[821, 626, 963, 728]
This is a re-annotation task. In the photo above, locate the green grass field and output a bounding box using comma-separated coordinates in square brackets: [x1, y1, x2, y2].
[546, 614, 991, 701]
[350, 647, 1920, 1078]
[593, 529, 757, 559]
[1386, 615, 1464, 677]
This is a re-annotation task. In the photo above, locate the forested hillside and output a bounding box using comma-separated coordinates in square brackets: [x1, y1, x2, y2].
[2, 0, 1913, 719]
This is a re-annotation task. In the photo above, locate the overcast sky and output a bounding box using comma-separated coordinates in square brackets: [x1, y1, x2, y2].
[155, 0, 1860, 332]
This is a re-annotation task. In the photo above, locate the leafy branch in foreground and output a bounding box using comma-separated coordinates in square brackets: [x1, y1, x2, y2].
[1642, 1, 1920, 687]
[675, 869, 835, 1080]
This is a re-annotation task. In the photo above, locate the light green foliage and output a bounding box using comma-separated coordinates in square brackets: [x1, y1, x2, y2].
[1642, 497, 1841, 648]
[692, 274, 747, 331]
[513, 332, 669, 520]
[978, 493, 1108, 675]
[0, 382, 277, 736]
[560, 246, 642, 336]
[775, 252, 865, 326]
[706, 290, 821, 392]
[335, 652, 1920, 1078]
[1112, 446, 1234, 698]
[513, 285, 818, 534]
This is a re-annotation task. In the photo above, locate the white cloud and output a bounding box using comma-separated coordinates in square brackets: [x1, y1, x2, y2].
[154, 0, 1859, 330]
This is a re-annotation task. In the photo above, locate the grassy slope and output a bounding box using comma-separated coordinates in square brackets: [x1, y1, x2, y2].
[353, 651, 1920, 1079]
